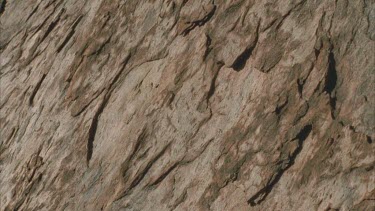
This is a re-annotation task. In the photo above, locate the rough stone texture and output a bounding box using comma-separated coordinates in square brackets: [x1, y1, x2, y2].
[0, 0, 374, 210]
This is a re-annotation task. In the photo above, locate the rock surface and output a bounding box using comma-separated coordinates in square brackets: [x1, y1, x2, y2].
[1, 0, 374, 210]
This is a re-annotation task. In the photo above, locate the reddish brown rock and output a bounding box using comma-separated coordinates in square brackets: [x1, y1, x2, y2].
[0, 0, 374, 210]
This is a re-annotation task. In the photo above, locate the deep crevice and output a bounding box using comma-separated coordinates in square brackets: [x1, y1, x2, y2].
[232, 47, 254, 71]
[86, 96, 108, 164]
[57, 15, 83, 53]
[325, 51, 337, 94]
[203, 34, 212, 61]
[86, 54, 131, 164]
[314, 48, 320, 58]
[182, 5, 216, 36]
[119, 127, 149, 192]
[329, 95, 337, 117]
[89, 35, 112, 57]
[0, 0, 6, 16]
[149, 161, 180, 186]
[366, 136, 372, 144]
[275, 0, 307, 29]
[231, 22, 260, 71]
[295, 124, 312, 141]
[29, 74, 47, 106]
[207, 70, 219, 101]
[325, 50, 338, 119]
[275, 98, 288, 115]
[297, 78, 304, 97]
[40, 10, 64, 44]
[26, 2, 42, 22]
[206, 62, 223, 104]
[248, 124, 312, 206]
[120, 143, 171, 198]
[71, 89, 104, 117]
[171, 189, 188, 210]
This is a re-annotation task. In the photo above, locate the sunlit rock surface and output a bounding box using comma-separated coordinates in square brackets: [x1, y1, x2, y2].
[0, 0, 374, 210]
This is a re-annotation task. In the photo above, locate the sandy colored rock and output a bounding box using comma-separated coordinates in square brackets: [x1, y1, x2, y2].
[0, 0, 374, 210]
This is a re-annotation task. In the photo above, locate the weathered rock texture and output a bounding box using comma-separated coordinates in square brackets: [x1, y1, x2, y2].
[1, 0, 374, 210]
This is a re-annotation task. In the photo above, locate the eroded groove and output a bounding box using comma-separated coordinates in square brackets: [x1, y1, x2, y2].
[297, 59, 315, 99]
[182, 5, 216, 36]
[30, 9, 57, 38]
[86, 93, 122, 165]
[131, 128, 148, 159]
[26, 1, 42, 22]
[149, 161, 180, 186]
[86, 96, 107, 164]
[45, 0, 60, 9]
[292, 103, 309, 125]
[39, 9, 64, 44]
[275, 0, 307, 29]
[29, 74, 47, 106]
[206, 68, 220, 102]
[89, 35, 112, 57]
[108, 54, 132, 91]
[4, 127, 17, 146]
[71, 89, 104, 117]
[184, 138, 215, 163]
[57, 15, 84, 53]
[297, 78, 304, 97]
[248, 124, 312, 206]
[205, 62, 224, 107]
[171, 189, 188, 210]
[86, 54, 131, 164]
[203, 34, 212, 61]
[119, 143, 171, 198]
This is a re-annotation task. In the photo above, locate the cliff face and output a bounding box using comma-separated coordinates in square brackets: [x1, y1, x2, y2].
[0, 0, 374, 210]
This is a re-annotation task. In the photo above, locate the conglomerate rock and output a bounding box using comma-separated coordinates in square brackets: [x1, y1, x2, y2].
[0, 0, 374, 210]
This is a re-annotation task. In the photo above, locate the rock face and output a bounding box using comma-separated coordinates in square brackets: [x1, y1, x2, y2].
[1, 0, 374, 210]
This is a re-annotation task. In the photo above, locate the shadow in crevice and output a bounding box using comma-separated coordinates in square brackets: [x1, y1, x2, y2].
[325, 51, 337, 94]
[0, 0, 6, 16]
[325, 51, 338, 118]
[232, 47, 254, 71]
[248, 124, 312, 206]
